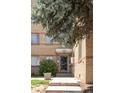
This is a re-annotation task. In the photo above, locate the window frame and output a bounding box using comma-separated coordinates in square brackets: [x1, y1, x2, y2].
[31, 33, 40, 44]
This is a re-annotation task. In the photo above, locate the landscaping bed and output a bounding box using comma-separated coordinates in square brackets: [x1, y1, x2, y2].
[31, 79, 50, 93]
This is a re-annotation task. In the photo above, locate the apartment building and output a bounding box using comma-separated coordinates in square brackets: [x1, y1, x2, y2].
[31, 0, 93, 84]
[31, 0, 73, 76]
[32, 23, 73, 75]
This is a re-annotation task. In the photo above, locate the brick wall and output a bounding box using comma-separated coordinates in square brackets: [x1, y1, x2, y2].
[32, 44, 61, 56]
[31, 66, 40, 75]
[86, 32, 93, 83]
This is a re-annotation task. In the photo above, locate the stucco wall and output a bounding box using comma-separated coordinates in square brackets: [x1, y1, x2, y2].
[74, 38, 87, 82]
[74, 32, 93, 84]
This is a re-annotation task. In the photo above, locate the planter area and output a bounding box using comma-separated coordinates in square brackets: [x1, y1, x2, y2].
[44, 73, 51, 80]
[31, 79, 50, 93]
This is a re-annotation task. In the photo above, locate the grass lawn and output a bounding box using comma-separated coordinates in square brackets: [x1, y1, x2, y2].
[31, 79, 50, 85]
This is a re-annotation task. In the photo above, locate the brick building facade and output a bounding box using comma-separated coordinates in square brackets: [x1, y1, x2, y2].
[31, 0, 93, 84]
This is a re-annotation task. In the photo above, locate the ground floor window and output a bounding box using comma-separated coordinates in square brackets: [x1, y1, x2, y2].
[46, 56, 53, 60]
[31, 56, 40, 66]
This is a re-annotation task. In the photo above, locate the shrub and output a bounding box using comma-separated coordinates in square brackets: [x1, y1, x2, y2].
[39, 59, 57, 76]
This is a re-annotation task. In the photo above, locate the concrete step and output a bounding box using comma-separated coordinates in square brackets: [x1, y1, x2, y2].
[56, 73, 73, 77]
[49, 78, 80, 86]
[46, 86, 82, 93]
[49, 82, 80, 86]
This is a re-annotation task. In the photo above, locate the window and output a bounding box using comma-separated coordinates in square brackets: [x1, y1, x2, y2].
[31, 56, 40, 66]
[45, 36, 52, 44]
[31, 34, 40, 44]
[46, 56, 53, 60]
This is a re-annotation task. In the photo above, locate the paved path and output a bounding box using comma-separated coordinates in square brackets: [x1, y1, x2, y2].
[31, 85, 48, 93]
[46, 77, 82, 93]
[31, 77, 48, 93]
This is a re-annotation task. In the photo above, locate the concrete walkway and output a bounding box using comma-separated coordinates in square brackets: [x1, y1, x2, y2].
[31, 77, 80, 86]
[31, 77, 93, 93]
[49, 77, 80, 86]
[46, 77, 82, 93]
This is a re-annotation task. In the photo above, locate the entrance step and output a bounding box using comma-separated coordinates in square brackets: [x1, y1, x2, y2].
[56, 73, 73, 77]
[49, 82, 80, 86]
[46, 86, 82, 93]
[46, 78, 82, 93]
[49, 77, 80, 86]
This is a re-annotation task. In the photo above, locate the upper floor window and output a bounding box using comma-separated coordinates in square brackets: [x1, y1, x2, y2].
[31, 34, 40, 44]
[45, 36, 53, 44]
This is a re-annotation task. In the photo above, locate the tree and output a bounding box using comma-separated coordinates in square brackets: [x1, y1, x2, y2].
[32, 0, 93, 47]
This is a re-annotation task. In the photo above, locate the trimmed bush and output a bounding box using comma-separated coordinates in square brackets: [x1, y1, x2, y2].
[39, 59, 57, 76]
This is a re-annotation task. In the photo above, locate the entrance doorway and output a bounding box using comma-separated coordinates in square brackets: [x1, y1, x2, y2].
[60, 56, 68, 72]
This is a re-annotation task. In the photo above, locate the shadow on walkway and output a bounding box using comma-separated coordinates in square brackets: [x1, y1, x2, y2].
[83, 85, 93, 93]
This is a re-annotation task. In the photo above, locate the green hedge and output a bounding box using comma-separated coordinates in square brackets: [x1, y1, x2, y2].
[39, 59, 57, 76]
